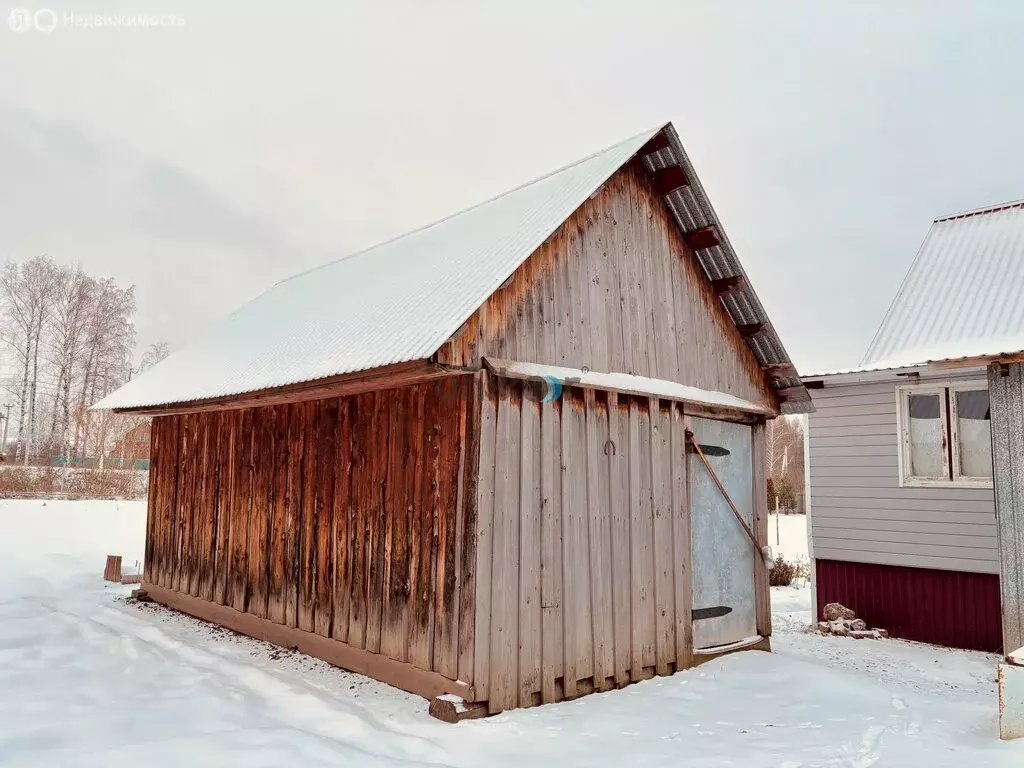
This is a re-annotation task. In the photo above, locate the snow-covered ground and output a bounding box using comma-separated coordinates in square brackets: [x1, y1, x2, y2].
[1, 499, 1021, 767]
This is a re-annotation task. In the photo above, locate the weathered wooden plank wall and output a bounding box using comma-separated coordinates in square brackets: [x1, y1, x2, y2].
[145, 375, 479, 690]
[990, 362, 1024, 653]
[476, 374, 694, 712]
[436, 161, 775, 412]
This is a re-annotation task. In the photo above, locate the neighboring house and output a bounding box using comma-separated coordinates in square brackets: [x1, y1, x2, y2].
[95, 122, 812, 715]
[802, 200, 1024, 653]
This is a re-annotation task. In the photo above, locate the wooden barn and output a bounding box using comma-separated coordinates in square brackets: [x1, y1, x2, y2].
[95, 122, 812, 716]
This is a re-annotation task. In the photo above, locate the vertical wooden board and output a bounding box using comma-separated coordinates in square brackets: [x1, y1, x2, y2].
[583, 204, 612, 374]
[551, 228, 572, 365]
[629, 187, 655, 378]
[651, 400, 675, 675]
[283, 403, 303, 628]
[472, 373, 498, 701]
[314, 399, 338, 637]
[149, 418, 163, 586]
[561, 388, 593, 696]
[173, 414, 193, 594]
[668, 220, 693, 372]
[408, 384, 435, 670]
[346, 392, 370, 648]
[186, 413, 204, 597]
[751, 421, 771, 638]
[457, 373, 484, 688]
[382, 387, 414, 661]
[332, 398, 354, 643]
[196, 415, 213, 599]
[619, 193, 645, 376]
[628, 399, 655, 679]
[200, 413, 221, 603]
[648, 191, 680, 380]
[518, 394, 542, 705]
[434, 378, 465, 678]
[563, 223, 584, 365]
[246, 407, 273, 619]
[198, 415, 212, 600]
[214, 411, 235, 606]
[607, 394, 631, 684]
[601, 200, 626, 374]
[230, 409, 253, 612]
[365, 390, 390, 654]
[670, 404, 693, 668]
[411, 384, 440, 671]
[539, 398, 564, 703]
[143, 418, 160, 585]
[584, 390, 614, 689]
[488, 380, 521, 713]
[534, 239, 558, 364]
[267, 405, 290, 624]
[166, 417, 183, 590]
[298, 400, 318, 632]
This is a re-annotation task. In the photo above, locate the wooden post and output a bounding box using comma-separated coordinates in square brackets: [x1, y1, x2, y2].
[990, 362, 1024, 654]
[103, 555, 122, 583]
[751, 422, 772, 638]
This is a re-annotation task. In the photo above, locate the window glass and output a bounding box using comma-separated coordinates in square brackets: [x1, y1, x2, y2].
[956, 389, 992, 478]
[908, 393, 944, 478]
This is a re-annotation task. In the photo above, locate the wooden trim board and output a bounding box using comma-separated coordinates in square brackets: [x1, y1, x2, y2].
[141, 582, 473, 702]
[112, 360, 457, 416]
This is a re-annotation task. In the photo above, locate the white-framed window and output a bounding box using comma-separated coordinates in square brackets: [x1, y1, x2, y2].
[896, 382, 992, 488]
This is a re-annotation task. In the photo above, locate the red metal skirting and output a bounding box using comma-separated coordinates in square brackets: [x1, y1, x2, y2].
[815, 559, 1002, 653]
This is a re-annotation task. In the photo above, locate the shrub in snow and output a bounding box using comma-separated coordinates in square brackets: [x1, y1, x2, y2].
[769, 556, 800, 586]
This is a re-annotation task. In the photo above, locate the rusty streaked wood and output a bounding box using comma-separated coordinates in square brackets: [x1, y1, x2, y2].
[145, 378, 478, 701]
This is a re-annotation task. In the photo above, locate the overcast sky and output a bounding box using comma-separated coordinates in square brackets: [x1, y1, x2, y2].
[1, 0, 1021, 374]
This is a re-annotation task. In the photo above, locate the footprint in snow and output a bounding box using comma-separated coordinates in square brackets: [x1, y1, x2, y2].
[891, 696, 907, 710]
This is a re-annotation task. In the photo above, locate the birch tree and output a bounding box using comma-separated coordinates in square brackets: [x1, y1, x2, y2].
[0, 255, 58, 463]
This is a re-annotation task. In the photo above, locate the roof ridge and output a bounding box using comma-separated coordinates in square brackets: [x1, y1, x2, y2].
[271, 123, 666, 290]
[934, 198, 1024, 222]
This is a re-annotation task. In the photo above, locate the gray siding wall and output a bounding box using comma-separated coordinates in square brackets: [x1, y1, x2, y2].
[808, 373, 997, 574]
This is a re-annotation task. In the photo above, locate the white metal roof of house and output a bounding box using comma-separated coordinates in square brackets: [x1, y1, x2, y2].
[857, 200, 1024, 370]
[96, 123, 809, 412]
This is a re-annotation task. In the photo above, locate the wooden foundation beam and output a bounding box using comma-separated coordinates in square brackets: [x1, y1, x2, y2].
[428, 696, 489, 723]
[141, 582, 473, 702]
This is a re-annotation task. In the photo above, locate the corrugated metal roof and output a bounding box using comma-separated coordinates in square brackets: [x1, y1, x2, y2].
[860, 201, 1024, 369]
[95, 123, 810, 413]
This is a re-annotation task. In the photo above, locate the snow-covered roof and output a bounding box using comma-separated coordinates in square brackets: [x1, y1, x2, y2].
[96, 123, 808, 412]
[486, 358, 773, 415]
[858, 200, 1024, 370]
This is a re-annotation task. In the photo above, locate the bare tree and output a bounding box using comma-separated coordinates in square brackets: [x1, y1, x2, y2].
[766, 415, 805, 510]
[73, 278, 135, 463]
[0, 256, 58, 464]
[45, 265, 94, 461]
[138, 340, 171, 373]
